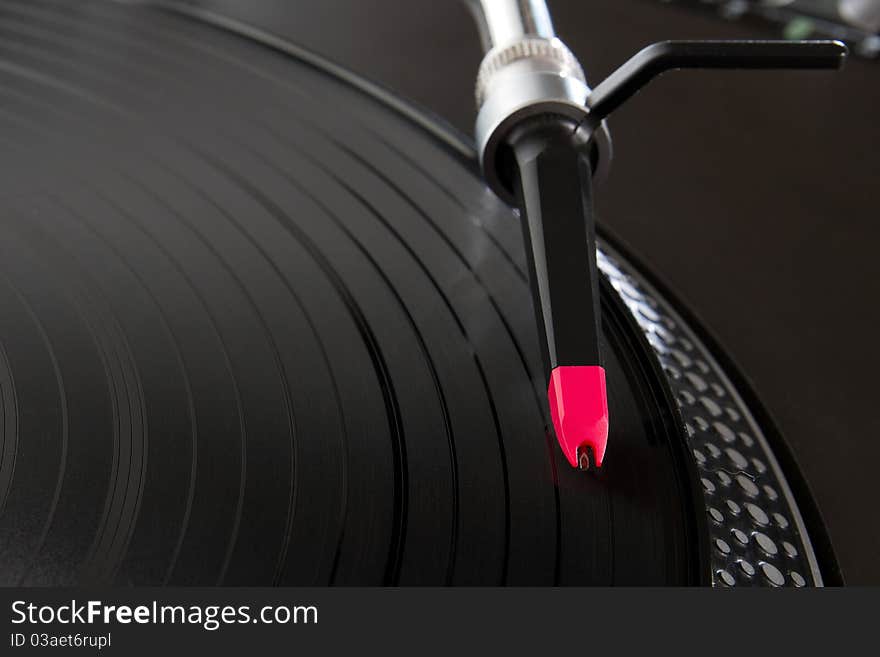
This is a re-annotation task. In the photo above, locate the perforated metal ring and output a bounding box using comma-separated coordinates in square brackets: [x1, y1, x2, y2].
[597, 242, 824, 587]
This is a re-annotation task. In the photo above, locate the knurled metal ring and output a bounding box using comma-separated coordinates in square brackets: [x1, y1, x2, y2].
[475, 37, 587, 108]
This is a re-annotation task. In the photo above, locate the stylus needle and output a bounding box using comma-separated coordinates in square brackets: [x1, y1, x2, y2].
[548, 365, 609, 470]
[509, 115, 609, 470]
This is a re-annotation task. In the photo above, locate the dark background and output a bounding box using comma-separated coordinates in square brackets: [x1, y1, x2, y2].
[187, 0, 879, 583]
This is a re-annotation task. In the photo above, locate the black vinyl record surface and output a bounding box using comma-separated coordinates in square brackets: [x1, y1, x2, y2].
[0, 0, 712, 585]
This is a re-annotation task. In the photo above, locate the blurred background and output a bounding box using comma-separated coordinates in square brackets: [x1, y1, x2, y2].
[183, 0, 879, 583]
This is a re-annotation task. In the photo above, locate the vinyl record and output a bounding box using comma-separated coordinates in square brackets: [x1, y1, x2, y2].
[0, 0, 829, 586]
